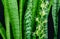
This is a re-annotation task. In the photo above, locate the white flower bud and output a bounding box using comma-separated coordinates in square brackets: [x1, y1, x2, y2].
[46, 1, 49, 6]
[36, 17, 39, 22]
[44, 20, 47, 23]
[41, 10, 46, 16]
[41, 3, 45, 9]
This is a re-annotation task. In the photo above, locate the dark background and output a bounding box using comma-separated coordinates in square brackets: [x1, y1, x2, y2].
[0, 0, 5, 39]
[0, 0, 60, 39]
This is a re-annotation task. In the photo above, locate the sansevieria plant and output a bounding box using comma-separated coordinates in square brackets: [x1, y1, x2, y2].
[0, 0, 60, 39]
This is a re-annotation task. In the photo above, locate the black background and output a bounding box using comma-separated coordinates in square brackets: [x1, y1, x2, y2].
[0, 0, 60, 39]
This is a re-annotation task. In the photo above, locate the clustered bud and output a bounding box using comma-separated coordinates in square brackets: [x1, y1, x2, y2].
[33, 0, 49, 39]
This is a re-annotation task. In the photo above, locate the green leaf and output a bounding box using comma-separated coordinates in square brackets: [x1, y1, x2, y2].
[0, 23, 6, 39]
[2, 0, 11, 39]
[52, 0, 58, 39]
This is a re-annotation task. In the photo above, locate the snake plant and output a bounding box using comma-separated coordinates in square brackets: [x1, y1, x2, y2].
[2, 0, 11, 39]
[24, 0, 32, 39]
[0, 0, 59, 39]
[52, 0, 59, 39]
